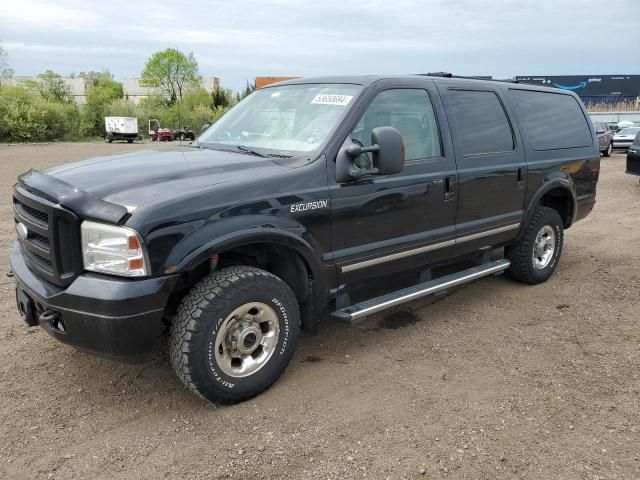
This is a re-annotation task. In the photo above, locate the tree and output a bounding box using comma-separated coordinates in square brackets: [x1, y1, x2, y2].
[211, 85, 232, 108]
[78, 71, 104, 86]
[234, 80, 256, 103]
[27, 70, 72, 103]
[84, 71, 124, 133]
[0, 43, 14, 86]
[141, 48, 200, 105]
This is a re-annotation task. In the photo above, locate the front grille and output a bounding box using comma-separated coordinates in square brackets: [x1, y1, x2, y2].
[29, 233, 50, 251]
[15, 202, 49, 228]
[14, 187, 82, 286]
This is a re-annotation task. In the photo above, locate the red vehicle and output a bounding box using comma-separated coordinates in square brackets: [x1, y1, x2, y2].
[149, 119, 174, 141]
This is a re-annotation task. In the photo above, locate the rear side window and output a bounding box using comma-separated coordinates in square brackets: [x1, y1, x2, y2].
[509, 90, 592, 150]
[448, 90, 514, 156]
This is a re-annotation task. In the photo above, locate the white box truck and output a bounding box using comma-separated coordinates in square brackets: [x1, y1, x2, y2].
[104, 117, 141, 143]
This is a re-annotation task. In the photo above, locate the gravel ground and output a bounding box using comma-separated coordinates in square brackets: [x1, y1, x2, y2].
[0, 142, 638, 480]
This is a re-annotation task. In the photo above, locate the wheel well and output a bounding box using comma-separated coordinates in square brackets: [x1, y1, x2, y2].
[215, 243, 312, 304]
[540, 187, 573, 228]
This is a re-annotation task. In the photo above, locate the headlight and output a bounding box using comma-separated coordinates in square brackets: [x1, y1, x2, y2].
[81, 221, 149, 277]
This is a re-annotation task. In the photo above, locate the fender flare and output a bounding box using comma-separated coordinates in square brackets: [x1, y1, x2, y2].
[177, 227, 321, 270]
[169, 226, 327, 307]
[523, 178, 578, 232]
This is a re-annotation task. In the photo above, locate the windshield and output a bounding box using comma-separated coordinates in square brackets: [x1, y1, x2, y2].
[198, 83, 362, 154]
[619, 127, 640, 136]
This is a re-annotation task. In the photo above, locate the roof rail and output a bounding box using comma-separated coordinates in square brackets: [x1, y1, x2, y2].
[417, 72, 519, 84]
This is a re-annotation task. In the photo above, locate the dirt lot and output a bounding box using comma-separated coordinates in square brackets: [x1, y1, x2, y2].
[0, 142, 638, 480]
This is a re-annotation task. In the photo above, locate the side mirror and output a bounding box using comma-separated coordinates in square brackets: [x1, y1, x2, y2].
[336, 126, 405, 183]
[596, 129, 605, 135]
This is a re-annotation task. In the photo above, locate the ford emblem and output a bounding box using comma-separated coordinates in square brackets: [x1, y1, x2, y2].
[16, 222, 28, 241]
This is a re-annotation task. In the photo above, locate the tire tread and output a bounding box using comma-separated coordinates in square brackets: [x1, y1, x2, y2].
[505, 207, 563, 285]
[169, 266, 298, 404]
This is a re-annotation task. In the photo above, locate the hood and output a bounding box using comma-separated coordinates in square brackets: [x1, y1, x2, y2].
[44, 147, 284, 210]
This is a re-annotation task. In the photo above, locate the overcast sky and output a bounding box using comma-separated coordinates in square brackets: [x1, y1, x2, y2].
[1, 0, 638, 91]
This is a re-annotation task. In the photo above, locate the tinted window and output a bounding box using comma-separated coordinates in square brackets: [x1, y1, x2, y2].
[351, 89, 441, 163]
[448, 90, 514, 156]
[619, 127, 640, 136]
[509, 90, 592, 150]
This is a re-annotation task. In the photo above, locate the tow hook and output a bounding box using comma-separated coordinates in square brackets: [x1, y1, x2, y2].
[39, 309, 59, 325]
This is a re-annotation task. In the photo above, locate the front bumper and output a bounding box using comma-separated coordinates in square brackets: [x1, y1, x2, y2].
[10, 241, 179, 362]
[613, 140, 633, 149]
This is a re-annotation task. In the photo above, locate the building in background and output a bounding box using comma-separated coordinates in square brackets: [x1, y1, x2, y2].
[515, 75, 640, 108]
[123, 76, 220, 104]
[3, 76, 90, 104]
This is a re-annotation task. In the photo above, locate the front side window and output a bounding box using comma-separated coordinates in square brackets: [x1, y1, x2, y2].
[198, 84, 362, 154]
[448, 90, 515, 156]
[350, 89, 441, 167]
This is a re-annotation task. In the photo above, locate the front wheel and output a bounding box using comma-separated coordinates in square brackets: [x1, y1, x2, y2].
[603, 141, 612, 157]
[169, 266, 300, 404]
[505, 207, 564, 284]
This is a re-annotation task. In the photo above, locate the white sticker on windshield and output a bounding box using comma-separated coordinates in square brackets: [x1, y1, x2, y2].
[311, 94, 353, 106]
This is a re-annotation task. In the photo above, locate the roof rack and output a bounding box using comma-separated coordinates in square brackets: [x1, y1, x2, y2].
[417, 72, 519, 84]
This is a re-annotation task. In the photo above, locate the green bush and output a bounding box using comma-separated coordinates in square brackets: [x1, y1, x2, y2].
[0, 86, 83, 142]
[0, 80, 233, 142]
[83, 72, 124, 135]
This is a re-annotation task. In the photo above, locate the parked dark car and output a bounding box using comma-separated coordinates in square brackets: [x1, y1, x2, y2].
[626, 132, 640, 176]
[593, 122, 614, 157]
[172, 127, 196, 141]
[613, 126, 640, 150]
[10, 75, 599, 404]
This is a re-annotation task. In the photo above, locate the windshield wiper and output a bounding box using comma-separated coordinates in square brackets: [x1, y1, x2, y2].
[235, 145, 269, 158]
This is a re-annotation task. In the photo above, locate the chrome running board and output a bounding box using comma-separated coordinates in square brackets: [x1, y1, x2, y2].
[332, 258, 510, 323]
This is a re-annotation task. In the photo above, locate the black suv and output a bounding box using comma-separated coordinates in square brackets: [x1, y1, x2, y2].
[627, 132, 640, 176]
[11, 75, 599, 404]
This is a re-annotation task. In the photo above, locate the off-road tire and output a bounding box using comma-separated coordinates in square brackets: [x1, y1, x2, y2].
[169, 266, 300, 404]
[505, 207, 564, 284]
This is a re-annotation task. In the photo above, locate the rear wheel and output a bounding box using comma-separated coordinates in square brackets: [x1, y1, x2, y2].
[169, 266, 300, 404]
[603, 141, 612, 157]
[505, 207, 564, 284]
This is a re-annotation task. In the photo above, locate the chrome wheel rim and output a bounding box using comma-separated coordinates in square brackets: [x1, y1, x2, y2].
[607, 143, 612, 155]
[214, 302, 280, 378]
[532, 225, 556, 270]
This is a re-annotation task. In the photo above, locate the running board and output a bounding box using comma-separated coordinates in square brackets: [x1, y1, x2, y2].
[331, 258, 510, 323]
